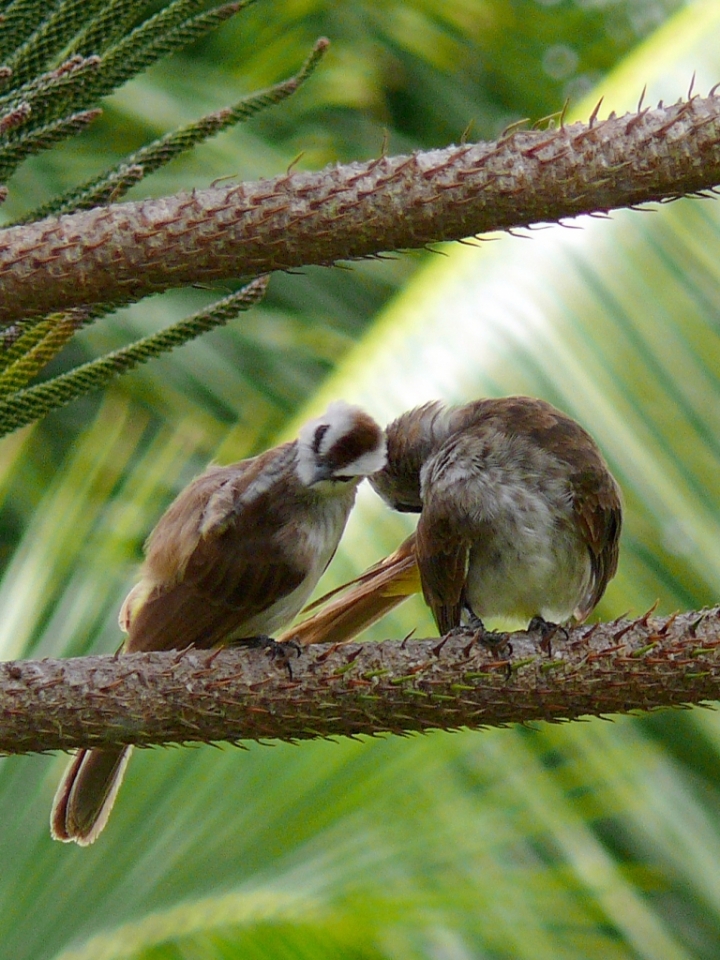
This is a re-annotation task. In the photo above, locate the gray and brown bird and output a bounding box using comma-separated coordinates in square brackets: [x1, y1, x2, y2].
[51, 401, 386, 845]
[288, 396, 621, 644]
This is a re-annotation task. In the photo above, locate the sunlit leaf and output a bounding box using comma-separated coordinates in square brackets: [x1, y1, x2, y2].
[3, 3, 716, 960]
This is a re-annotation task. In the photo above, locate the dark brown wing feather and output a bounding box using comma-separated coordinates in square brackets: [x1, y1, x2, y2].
[126, 446, 309, 652]
[126, 534, 307, 652]
[511, 398, 623, 618]
[416, 508, 469, 635]
[484, 396, 623, 619]
[571, 474, 622, 618]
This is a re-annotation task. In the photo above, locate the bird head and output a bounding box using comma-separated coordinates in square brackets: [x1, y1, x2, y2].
[370, 400, 456, 512]
[296, 401, 386, 487]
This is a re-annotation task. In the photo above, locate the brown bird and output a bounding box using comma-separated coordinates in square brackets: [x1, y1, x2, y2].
[287, 396, 621, 645]
[51, 401, 386, 845]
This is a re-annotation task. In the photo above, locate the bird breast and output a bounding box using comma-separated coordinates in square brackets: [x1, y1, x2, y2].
[423, 429, 592, 623]
[464, 511, 591, 624]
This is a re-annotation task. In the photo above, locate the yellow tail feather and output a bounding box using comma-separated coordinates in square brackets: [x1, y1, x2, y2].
[281, 533, 421, 646]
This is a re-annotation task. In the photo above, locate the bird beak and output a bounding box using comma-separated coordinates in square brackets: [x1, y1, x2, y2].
[311, 463, 334, 484]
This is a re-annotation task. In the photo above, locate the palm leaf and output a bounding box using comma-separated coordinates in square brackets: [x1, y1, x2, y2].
[2, 2, 716, 960]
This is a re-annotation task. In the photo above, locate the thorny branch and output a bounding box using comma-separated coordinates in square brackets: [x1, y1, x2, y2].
[1, 607, 719, 756]
[3, 91, 720, 323]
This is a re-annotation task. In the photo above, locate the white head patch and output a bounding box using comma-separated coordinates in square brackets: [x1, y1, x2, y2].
[296, 400, 386, 486]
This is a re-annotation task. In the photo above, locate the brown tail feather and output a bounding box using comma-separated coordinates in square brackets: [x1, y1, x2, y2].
[281, 534, 422, 646]
[50, 746, 132, 846]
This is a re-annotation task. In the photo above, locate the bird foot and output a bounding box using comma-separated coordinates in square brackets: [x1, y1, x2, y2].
[527, 616, 568, 656]
[459, 612, 512, 659]
[235, 635, 302, 678]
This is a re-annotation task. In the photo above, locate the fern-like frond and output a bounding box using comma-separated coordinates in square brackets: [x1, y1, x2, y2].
[85, 0, 253, 105]
[68, 0, 163, 60]
[0, 108, 100, 183]
[0, 0, 324, 428]
[0, 0, 54, 62]
[0, 310, 87, 396]
[4, 0, 109, 86]
[0, 276, 268, 435]
[0, 54, 102, 134]
[16, 37, 328, 220]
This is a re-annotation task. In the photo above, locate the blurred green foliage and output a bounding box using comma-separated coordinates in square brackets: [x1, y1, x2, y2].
[8, 1, 720, 959]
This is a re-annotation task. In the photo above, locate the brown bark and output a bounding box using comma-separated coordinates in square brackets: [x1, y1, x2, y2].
[2, 93, 720, 323]
[1, 607, 718, 756]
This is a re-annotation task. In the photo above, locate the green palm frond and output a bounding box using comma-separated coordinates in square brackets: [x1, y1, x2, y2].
[2, 2, 717, 959]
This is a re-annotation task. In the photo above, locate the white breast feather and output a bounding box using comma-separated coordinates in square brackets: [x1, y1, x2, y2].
[426, 432, 591, 624]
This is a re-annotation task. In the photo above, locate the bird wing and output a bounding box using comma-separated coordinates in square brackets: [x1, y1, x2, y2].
[414, 490, 470, 636]
[571, 470, 622, 620]
[126, 536, 307, 652]
[124, 447, 311, 652]
[511, 399, 623, 620]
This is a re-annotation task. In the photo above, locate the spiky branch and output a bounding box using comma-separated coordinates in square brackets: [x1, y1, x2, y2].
[3, 91, 720, 324]
[2, 607, 718, 756]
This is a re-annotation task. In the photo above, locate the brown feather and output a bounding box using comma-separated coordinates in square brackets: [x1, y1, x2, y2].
[327, 413, 386, 473]
[126, 448, 314, 652]
[51, 746, 131, 846]
[373, 395, 622, 630]
[571, 480, 622, 619]
[125, 551, 306, 652]
[283, 534, 421, 646]
[415, 508, 468, 635]
[51, 401, 386, 845]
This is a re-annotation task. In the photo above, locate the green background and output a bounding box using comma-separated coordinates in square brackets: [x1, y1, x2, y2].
[4, 0, 720, 957]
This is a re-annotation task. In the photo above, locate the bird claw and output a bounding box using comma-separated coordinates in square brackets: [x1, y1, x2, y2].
[527, 616, 568, 656]
[459, 612, 512, 659]
[236, 635, 302, 678]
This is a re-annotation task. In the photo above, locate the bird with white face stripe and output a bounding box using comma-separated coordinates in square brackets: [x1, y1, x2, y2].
[51, 401, 386, 846]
